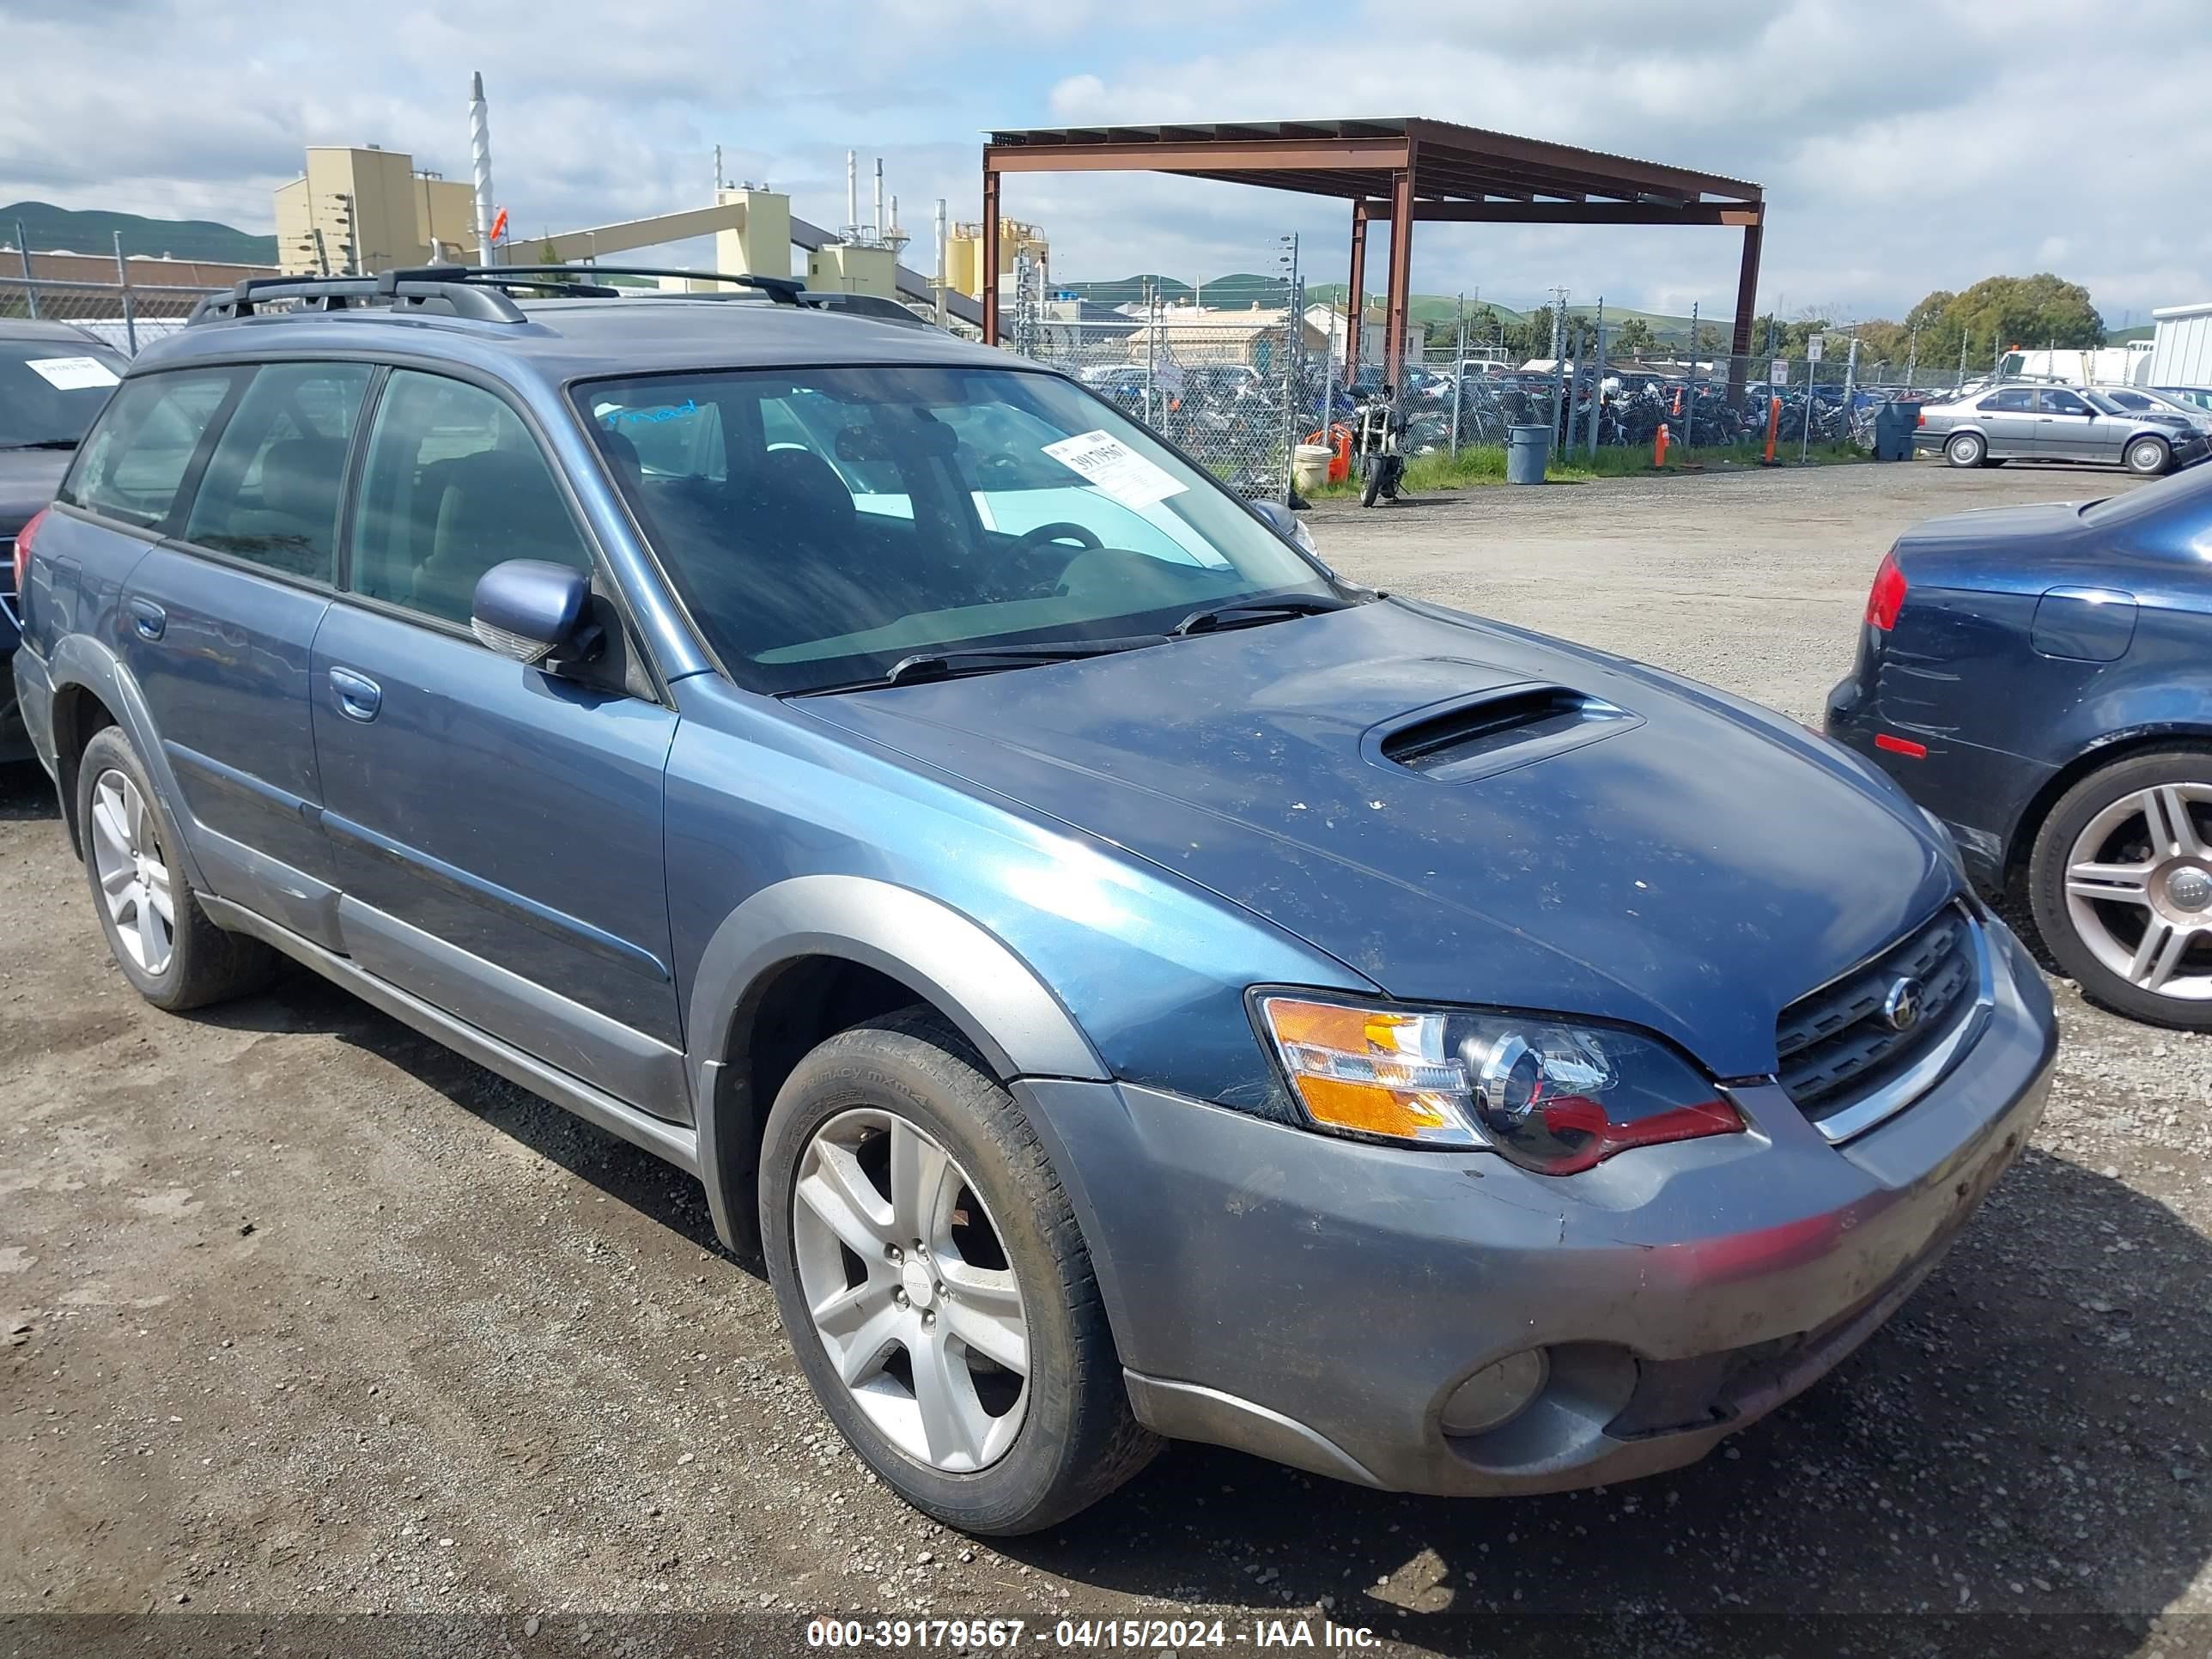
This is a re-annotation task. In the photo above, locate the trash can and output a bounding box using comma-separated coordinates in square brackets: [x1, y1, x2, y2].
[1291, 443, 1335, 496]
[1872, 401, 1917, 462]
[1506, 424, 1551, 485]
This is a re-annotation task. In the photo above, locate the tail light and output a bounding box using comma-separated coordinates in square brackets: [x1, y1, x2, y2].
[1916, 409, 1926, 427]
[1864, 549, 1907, 631]
[8, 507, 43, 623]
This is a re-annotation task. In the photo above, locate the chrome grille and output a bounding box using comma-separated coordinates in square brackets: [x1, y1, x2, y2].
[1776, 903, 1980, 1124]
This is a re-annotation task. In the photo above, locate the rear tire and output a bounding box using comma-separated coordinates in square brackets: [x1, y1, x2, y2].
[760, 1010, 1159, 1534]
[2027, 748, 2212, 1030]
[1945, 430, 1986, 468]
[2125, 435, 2172, 476]
[74, 726, 274, 1012]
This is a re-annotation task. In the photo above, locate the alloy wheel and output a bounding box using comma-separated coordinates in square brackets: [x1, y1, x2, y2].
[88, 769, 175, 976]
[790, 1108, 1030, 1473]
[2063, 781, 2212, 1000]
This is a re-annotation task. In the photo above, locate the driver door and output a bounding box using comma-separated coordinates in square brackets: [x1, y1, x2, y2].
[2033, 387, 2102, 460]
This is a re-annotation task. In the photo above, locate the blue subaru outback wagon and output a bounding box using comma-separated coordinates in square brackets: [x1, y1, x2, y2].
[14, 266, 2057, 1534]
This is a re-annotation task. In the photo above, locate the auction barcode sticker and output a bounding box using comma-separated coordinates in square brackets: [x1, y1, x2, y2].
[26, 356, 121, 391]
[1041, 430, 1189, 509]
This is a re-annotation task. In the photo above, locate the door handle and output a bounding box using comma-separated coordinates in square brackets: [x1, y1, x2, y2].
[126, 598, 166, 641]
[328, 666, 382, 722]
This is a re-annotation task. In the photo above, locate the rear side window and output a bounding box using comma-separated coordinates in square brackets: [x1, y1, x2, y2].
[349, 370, 590, 625]
[62, 369, 237, 531]
[181, 362, 373, 582]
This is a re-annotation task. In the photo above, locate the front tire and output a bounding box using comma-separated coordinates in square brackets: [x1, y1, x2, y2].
[2027, 749, 2212, 1029]
[2125, 435, 2172, 476]
[75, 726, 274, 1012]
[760, 1011, 1158, 1534]
[1360, 465, 1384, 507]
[1945, 430, 1986, 468]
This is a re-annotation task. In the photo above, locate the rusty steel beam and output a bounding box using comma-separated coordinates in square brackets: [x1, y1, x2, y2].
[1727, 218, 1764, 410]
[1404, 117, 1760, 204]
[985, 136, 1410, 175]
[1383, 161, 1416, 386]
[981, 166, 1001, 345]
[1343, 199, 1370, 391]
[1366, 200, 1763, 226]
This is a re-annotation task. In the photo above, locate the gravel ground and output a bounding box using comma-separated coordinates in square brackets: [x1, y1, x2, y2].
[3, 459, 2209, 1659]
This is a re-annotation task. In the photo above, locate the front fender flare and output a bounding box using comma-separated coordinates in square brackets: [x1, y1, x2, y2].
[686, 874, 1107, 1255]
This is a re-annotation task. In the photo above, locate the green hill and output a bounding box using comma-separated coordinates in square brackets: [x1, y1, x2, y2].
[2, 200, 276, 264]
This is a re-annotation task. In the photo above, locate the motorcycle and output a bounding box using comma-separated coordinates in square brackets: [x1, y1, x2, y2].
[1352, 386, 1408, 507]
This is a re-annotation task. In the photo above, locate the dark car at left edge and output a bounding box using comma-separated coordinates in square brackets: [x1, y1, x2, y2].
[2, 319, 130, 760]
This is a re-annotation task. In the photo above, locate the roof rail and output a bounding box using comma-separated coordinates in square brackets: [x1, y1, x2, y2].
[188, 270, 531, 325]
[480, 264, 811, 306]
[185, 263, 815, 330]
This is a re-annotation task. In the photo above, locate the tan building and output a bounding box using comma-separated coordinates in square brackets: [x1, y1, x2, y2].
[273, 146, 477, 275]
[1123, 306, 1330, 369]
[945, 219, 1048, 301]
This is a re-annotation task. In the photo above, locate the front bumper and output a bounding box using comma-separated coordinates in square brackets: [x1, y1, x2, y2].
[1018, 919, 2056, 1497]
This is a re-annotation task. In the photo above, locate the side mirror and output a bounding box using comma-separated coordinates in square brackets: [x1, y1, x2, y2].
[1248, 498, 1300, 540]
[471, 559, 596, 665]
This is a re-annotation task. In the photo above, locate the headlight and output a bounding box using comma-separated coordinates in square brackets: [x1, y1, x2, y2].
[1254, 994, 1741, 1175]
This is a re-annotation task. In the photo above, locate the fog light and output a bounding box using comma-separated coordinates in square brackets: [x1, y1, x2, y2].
[1439, 1349, 1549, 1437]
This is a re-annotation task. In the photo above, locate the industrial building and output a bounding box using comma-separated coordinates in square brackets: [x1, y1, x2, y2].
[946, 219, 1048, 302]
[272, 146, 477, 274]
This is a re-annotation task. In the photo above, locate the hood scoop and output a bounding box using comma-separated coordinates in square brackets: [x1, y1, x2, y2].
[1370, 682, 1639, 783]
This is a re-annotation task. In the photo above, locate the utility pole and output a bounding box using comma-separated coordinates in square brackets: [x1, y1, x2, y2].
[1590, 298, 1606, 459]
[1548, 285, 1570, 437]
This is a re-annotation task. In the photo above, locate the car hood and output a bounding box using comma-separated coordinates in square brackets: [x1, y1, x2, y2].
[0, 447, 71, 537]
[794, 599, 1956, 1078]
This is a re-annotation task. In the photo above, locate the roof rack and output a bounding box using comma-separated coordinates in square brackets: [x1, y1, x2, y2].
[185, 264, 812, 328]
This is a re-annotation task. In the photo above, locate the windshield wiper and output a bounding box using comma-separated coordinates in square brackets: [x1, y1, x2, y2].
[0, 438, 80, 451]
[795, 635, 1168, 695]
[1170, 595, 1352, 637]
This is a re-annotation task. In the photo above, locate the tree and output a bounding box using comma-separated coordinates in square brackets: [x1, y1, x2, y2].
[1896, 275, 2103, 372]
[1612, 317, 1656, 356]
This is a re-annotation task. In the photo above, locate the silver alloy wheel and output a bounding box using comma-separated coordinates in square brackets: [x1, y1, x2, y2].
[2128, 438, 2166, 474]
[2063, 781, 2212, 1000]
[791, 1107, 1030, 1473]
[1949, 432, 1983, 465]
[88, 768, 175, 976]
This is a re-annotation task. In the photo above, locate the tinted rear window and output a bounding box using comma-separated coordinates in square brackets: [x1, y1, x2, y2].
[61, 369, 239, 531]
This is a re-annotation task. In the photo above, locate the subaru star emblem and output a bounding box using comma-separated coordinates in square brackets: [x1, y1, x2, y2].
[1882, 977, 1924, 1032]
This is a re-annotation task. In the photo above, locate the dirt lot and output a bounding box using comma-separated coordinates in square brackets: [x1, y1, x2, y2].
[4, 460, 2209, 1658]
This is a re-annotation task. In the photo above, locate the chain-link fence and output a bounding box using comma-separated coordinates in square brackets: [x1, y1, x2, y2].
[1, 274, 224, 355]
[1000, 308, 1307, 498]
[1378, 343, 1954, 463]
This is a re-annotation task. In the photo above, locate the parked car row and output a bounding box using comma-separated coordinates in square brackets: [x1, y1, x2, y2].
[1, 319, 131, 761]
[9, 268, 2197, 1547]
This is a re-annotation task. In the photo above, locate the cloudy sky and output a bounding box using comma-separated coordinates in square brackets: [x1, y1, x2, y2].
[3, 0, 2206, 325]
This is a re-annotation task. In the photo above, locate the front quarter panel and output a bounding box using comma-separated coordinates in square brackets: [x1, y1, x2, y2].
[665, 677, 1376, 1247]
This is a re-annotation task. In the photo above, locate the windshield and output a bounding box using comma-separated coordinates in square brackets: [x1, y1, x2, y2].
[577, 365, 1333, 694]
[0, 338, 130, 447]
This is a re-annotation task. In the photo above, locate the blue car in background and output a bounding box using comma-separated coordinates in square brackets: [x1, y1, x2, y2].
[15, 265, 2054, 1534]
[1828, 464, 2212, 1029]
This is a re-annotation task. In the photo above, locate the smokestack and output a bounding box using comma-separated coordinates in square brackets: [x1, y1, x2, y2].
[873, 159, 885, 246]
[469, 71, 496, 265]
[934, 198, 948, 326]
[845, 149, 858, 240]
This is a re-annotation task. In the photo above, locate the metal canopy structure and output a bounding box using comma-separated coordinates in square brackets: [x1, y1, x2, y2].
[982, 117, 1764, 390]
